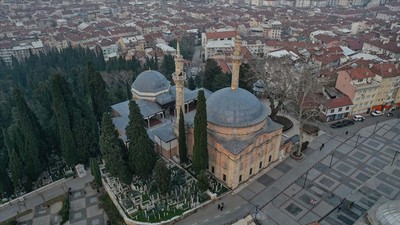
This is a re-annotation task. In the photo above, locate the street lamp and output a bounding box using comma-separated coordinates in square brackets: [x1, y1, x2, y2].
[255, 205, 260, 221]
[329, 152, 335, 168]
[303, 171, 309, 189]
[373, 121, 378, 134]
[355, 134, 364, 147]
[391, 151, 399, 166]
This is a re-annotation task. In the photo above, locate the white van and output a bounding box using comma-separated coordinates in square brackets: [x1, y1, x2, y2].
[353, 115, 365, 122]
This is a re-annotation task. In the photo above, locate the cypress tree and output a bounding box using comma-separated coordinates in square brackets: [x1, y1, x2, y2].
[161, 54, 175, 81]
[192, 90, 208, 174]
[188, 76, 196, 90]
[99, 113, 131, 184]
[2, 89, 46, 189]
[125, 101, 157, 178]
[197, 170, 209, 192]
[90, 158, 102, 187]
[202, 58, 222, 91]
[3, 128, 24, 187]
[70, 106, 99, 163]
[178, 109, 187, 164]
[52, 75, 78, 165]
[88, 63, 110, 123]
[154, 159, 170, 195]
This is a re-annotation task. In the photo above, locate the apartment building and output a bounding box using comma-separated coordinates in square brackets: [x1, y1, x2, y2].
[370, 63, 400, 111]
[201, 30, 236, 59]
[335, 68, 379, 115]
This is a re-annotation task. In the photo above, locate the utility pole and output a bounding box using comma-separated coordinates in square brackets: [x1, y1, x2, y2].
[391, 151, 399, 166]
[255, 205, 260, 221]
[329, 152, 335, 168]
[373, 121, 378, 134]
[303, 171, 309, 189]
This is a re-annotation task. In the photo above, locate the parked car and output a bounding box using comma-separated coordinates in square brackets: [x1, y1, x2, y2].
[329, 119, 355, 129]
[387, 112, 394, 117]
[353, 115, 365, 122]
[371, 110, 384, 117]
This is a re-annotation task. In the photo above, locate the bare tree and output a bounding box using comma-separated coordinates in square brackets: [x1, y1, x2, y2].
[286, 60, 323, 157]
[246, 55, 324, 157]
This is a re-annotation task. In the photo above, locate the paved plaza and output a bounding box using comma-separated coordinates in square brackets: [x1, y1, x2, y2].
[15, 183, 106, 225]
[176, 117, 400, 225]
[0, 169, 109, 225]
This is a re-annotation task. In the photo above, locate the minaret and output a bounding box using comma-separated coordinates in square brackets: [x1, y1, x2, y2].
[173, 41, 186, 135]
[231, 34, 242, 91]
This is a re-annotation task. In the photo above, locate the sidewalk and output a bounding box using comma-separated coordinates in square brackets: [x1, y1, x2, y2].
[0, 171, 94, 223]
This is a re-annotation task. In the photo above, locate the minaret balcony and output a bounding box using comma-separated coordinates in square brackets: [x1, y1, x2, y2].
[172, 71, 187, 81]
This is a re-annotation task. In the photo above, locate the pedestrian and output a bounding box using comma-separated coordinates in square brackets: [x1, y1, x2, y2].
[320, 143, 325, 151]
[337, 205, 342, 212]
[348, 201, 354, 209]
[84, 191, 86, 195]
[218, 204, 220, 210]
[220, 205, 224, 211]
[345, 131, 349, 135]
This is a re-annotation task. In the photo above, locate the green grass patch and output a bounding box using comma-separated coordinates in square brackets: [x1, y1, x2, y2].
[99, 194, 126, 225]
[59, 195, 70, 224]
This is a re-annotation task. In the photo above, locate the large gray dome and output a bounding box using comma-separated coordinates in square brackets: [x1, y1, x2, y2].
[132, 70, 170, 93]
[376, 200, 400, 225]
[206, 87, 269, 127]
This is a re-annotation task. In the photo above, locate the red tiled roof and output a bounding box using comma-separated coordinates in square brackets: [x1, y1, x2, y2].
[326, 96, 353, 109]
[205, 31, 237, 39]
[364, 39, 400, 53]
[347, 67, 375, 80]
[370, 63, 400, 78]
[216, 59, 230, 73]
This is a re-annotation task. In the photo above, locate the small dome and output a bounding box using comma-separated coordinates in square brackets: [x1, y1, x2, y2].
[376, 200, 400, 225]
[206, 87, 269, 128]
[132, 70, 170, 93]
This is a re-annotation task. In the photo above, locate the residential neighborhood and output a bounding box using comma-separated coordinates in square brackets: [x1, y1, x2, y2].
[1, 0, 400, 225]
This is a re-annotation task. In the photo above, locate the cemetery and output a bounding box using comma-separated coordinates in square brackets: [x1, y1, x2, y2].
[101, 159, 228, 223]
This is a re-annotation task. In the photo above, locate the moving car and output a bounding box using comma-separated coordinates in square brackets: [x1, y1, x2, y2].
[353, 115, 365, 122]
[371, 110, 384, 117]
[330, 119, 355, 129]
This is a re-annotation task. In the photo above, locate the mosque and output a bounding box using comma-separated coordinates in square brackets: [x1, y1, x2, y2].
[111, 35, 289, 189]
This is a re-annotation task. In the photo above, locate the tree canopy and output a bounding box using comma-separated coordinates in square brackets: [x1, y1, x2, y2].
[126, 101, 157, 178]
[100, 113, 131, 184]
[192, 90, 208, 174]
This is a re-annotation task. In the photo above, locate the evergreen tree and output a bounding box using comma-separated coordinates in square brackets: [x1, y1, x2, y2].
[154, 159, 170, 195]
[161, 54, 175, 81]
[12, 89, 46, 173]
[52, 75, 78, 165]
[125, 101, 157, 178]
[87, 62, 110, 123]
[194, 74, 201, 88]
[202, 59, 222, 91]
[2, 89, 46, 190]
[70, 104, 99, 162]
[0, 98, 14, 193]
[188, 76, 196, 90]
[178, 109, 188, 164]
[90, 158, 102, 187]
[99, 113, 131, 184]
[197, 170, 209, 192]
[192, 90, 208, 174]
[213, 72, 230, 91]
